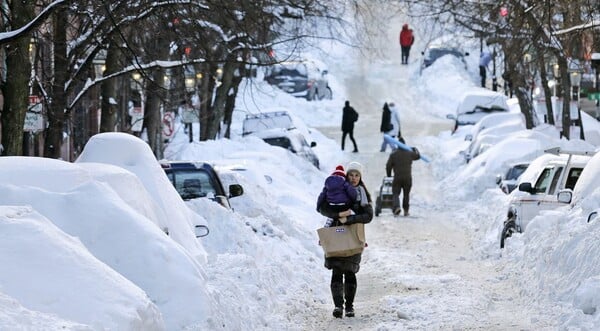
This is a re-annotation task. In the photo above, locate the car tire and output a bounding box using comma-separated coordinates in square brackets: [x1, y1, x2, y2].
[500, 218, 516, 249]
[375, 196, 382, 217]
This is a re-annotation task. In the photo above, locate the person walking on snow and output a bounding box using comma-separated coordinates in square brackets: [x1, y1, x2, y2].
[341, 101, 359, 153]
[479, 50, 492, 88]
[317, 162, 373, 318]
[379, 102, 401, 152]
[386, 137, 420, 216]
[399, 24, 415, 65]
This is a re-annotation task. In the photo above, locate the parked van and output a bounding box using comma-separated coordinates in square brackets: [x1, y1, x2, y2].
[500, 148, 594, 248]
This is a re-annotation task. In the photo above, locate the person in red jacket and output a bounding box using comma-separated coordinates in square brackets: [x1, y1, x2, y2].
[399, 24, 415, 65]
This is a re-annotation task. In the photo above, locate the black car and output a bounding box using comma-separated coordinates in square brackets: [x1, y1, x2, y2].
[421, 45, 469, 73]
[160, 161, 243, 209]
[264, 60, 332, 101]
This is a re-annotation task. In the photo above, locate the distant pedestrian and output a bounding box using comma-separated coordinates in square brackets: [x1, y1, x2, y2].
[341, 101, 359, 153]
[379, 102, 401, 152]
[479, 50, 492, 88]
[399, 24, 415, 65]
[386, 137, 420, 216]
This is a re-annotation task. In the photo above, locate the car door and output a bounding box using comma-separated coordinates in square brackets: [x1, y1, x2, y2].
[517, 166, 558, 230]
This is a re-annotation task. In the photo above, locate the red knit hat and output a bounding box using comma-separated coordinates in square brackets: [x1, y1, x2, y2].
[331, 165, 346, 177]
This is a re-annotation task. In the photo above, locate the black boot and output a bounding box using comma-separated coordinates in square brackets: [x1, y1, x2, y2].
[344, 283, 357, 317]
[331, 282, 344, 318]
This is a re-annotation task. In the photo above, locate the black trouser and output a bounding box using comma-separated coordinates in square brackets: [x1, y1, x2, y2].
[392, 178, 412, 212]
[401, 46, 411, 64]
[331, 268, 357, 309]
[341, 130, 358, 151]
[479, 66, 487, 87]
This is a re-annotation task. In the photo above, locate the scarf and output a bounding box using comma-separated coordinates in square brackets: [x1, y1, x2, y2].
[355, 185, 368, 207]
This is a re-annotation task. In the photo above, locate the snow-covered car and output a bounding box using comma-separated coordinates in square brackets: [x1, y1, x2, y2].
[242, 110, 320, 169]
[447, 88, 510, 133]
[556, 148, 600, 224]
[264, 59, 332, 101]
[495, 162, 529, 194]
[247, 128, 320, 169]
[420, 44, 469, 73]
[160, 161, 244, 209]
[500, 148, 593, 248]
[462, 114, 526, 162]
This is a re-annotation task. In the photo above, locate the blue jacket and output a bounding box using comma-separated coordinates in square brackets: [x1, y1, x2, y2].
[316, 175, 357, 210]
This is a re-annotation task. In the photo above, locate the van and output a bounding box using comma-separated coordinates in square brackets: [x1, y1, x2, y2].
[500, 148, 593, 248]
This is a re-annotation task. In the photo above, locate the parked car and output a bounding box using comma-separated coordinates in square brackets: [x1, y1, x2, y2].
[264, 59, 332, 101]
[500, 148, 593, 248]
[242, 111, 320, 169]
[496, 162, 530, 194]
[462, 114, 526, 162]
[160, 160, 244, 209]
[447, 88, 510, 133]
[420, 44, 469, 73]
[556, 148, 600, 224]
[248, 128, 320, 169]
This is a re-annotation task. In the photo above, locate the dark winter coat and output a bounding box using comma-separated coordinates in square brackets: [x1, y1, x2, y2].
[316, 175, 358, 209]
[342, 105, 358, 133]
[380, 103, 392, 132]
[386, 147, 420, 187]
[318, 185, 373, 273]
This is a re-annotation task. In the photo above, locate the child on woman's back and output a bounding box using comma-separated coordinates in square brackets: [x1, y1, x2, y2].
[317, 165, 357, 222]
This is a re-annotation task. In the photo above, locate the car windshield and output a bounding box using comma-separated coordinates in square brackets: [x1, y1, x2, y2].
[165, 169, 217, 200]
[428, 48, 462, 60]
[263, 137, 294, 151]
[506, 164, 528, 180]
[271, 63, 307, 77]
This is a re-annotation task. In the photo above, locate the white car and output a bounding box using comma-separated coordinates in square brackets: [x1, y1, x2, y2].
[500, 148, 593, 248]
[447, 88, 511, 133]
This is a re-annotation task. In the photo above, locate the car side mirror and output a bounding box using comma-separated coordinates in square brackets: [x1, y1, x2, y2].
[557, 190, 572, 204]
[310, 141, 317, 148]
[464, 134, 473, 141]
[518, 182, 533, 194]
[229, 184, 244, 198]
[194, 225, 210, 238]
[496, 175, 502, 185]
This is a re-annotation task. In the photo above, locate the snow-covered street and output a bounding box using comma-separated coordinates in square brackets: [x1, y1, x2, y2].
[291, 25, 564, 328]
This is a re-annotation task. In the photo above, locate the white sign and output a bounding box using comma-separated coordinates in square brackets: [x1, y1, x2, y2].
[181, 106, 199, 124]
[24, 95, 44, 132]
[24, 112, 44, 132]
[129, 106, 144, 132]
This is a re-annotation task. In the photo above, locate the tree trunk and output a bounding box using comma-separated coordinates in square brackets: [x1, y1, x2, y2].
[44, 10, 68, 159]
[223, 68, 243, 139]
[99, 41, 120, 133]
[558, 57, 571, 139]
[207, 60, 236, 139]
[145, 69, 164, 158]
[0, 2, 34, 156]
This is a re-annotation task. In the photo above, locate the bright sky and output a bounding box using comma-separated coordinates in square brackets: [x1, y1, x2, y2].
[2, 18, 600, 331]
